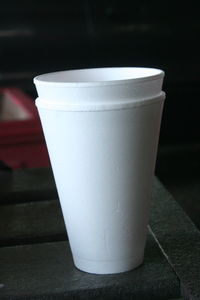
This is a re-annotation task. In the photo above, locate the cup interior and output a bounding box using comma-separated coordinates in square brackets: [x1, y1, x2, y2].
[34, 67, 164, 86]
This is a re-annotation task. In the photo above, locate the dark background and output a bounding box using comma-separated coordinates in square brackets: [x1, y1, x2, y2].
[0, 0, 200, 227]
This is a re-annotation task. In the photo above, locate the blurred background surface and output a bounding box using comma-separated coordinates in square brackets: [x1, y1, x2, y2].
[0, 0, 199, 227]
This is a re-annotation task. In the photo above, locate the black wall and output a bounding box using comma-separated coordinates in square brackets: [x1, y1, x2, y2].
[0, 0, 200, 144]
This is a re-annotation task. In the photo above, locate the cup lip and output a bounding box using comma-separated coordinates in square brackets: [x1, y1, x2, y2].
[33, 67, 165, 88]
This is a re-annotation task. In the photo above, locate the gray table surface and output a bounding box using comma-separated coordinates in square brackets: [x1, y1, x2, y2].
[0, 168, 199, 299]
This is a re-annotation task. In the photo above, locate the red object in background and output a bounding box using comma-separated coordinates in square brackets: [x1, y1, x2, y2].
[0, 88, 50, 169]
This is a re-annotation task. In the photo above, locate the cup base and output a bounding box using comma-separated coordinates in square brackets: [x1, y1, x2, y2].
[73, 256, 144, 274]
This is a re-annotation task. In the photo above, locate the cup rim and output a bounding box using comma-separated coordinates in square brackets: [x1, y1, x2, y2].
[34, 67, 164, 88]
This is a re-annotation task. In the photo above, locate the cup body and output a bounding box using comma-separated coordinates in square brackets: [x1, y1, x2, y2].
[34, 67, 165, 274]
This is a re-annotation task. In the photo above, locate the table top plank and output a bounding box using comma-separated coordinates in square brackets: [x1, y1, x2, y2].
[150, 179, 200, 300]
[0, 233, 180, 300]
[0, 168, 57, 205]
[0, 199, 67, 247]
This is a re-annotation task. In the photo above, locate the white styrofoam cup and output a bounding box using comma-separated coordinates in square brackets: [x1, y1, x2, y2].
[34, 67, 165, 274]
